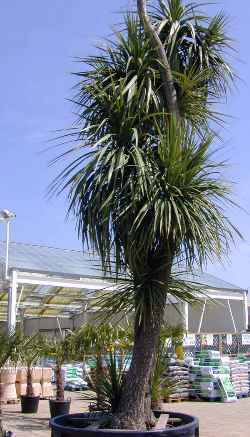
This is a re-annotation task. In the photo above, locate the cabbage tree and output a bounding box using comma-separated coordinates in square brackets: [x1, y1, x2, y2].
[53, 0, 239, 429]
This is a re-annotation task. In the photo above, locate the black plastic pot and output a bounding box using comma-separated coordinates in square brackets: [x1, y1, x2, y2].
[50, 411, 199, 437]
[21, 395, 40, 414]
[49, 398, 71, 418]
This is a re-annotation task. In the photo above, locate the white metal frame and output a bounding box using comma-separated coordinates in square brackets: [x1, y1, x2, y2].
[3, 268, 120, 331]
[7, 270, 18, 331]
[2, 267, 248, 334]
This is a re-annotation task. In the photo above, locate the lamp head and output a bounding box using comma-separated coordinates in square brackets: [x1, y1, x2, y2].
[0, 209, 16, 222]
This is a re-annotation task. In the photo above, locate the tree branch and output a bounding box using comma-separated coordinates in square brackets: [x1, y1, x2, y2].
[137, 0, 180, 119]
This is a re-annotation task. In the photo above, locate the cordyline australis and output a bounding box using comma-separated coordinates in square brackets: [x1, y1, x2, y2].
[51, 0, 240, 430]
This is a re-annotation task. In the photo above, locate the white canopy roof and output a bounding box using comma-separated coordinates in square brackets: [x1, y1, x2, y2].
[0, 241, 247, 333]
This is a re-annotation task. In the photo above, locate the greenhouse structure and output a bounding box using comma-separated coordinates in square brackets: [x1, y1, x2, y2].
[0, 242, 248, 338]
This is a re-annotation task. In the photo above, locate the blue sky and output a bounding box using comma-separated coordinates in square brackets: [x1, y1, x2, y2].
[0, 1, 249, 289]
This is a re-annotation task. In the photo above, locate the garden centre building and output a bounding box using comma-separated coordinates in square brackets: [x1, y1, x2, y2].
[0, 241, 248, 352]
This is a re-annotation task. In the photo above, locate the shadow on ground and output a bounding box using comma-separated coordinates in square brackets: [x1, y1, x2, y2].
[3, 411, 49, 431]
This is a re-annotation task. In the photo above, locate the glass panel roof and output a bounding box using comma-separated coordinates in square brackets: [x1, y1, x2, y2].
[0, 241, 104, 279]
[0, 241, 244, 322]
[0, 241, 243, 290]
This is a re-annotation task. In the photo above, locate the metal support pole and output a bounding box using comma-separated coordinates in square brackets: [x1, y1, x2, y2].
[244, 291, 248, 331]
[227, 299, 237, 334]
[198, 299, 206, 334]
[5, 221, 10, 279]
[7, 270, 17, 333]
[56, 317, 63, 337]
[184, 302, 189, 332]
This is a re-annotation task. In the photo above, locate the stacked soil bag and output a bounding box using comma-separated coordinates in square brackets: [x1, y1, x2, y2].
[229, 359, 249, 397]
[163, 359, 190, 401]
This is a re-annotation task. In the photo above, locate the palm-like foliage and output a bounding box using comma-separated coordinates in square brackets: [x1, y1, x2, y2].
[53, 5, 236, 277]
[72, 324, 133, 410]
[0, 329, 22, 369]
[52, 0, 239, 429]
[72, 323, 133, 357]
[0, 329, 23, 435]
[19, 334, 45, 397]
[45, 334, 75, 401]
[87, 351, 129, 414]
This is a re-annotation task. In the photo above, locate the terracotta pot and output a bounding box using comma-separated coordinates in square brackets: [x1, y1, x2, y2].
[16, 368, 27, 384]
[41, 382, 53, 398]
[15, 382, 27, 397]
[16, 382, 42, 397]
[0, 367, 17, 384]
[41, 367, 53, 382]
[32, 367, 42, 383]
[0, 368, 17, 402]
[16, 368, 42, 397]
[31, 382, 42, 397]
[0, 382, 17, 402]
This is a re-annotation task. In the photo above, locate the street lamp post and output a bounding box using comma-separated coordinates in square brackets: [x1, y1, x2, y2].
[0, 209, 16, 279]
[0, 209, 16, 332]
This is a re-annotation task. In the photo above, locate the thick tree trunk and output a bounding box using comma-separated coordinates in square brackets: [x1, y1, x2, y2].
[112, 304, 164, 429]
[112, 255, 173, 430]
[26, 366, 34, 397]
[137, 0, 180, 119]
[55, 364, 64, 401]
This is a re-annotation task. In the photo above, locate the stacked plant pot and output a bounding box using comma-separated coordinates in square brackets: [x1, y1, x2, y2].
[32, 367, 42, 396]
[41, 367, 53, 399]
[16, 368, 27, 396]
[0, 367, 17, 403]
[16, 367, 42, 397]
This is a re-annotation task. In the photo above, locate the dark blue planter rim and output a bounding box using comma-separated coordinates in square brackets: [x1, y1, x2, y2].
[50, 411, 199, 436]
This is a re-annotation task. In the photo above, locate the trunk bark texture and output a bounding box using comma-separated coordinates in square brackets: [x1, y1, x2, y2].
[55, 364, 64, 401]
[112, 254, 173, 429]
[26, 366, 34, 397]
[137, 0, 180, 119]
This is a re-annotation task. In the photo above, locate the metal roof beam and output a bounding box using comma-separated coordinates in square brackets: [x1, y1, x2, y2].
[16, 272, 118, 291]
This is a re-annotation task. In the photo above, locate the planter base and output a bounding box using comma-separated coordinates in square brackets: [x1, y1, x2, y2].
[50, 411, 199, 437]
[21, 395, 40, 414]
[49, 398, 71, 418]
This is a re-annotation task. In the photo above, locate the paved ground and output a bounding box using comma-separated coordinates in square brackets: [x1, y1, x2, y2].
[2, 392, 250, 437]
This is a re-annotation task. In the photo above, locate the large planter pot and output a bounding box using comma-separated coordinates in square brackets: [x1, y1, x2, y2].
[49, 398, 71, 418]
[50, 411, 199, 437]
[21, 395, 40, 413]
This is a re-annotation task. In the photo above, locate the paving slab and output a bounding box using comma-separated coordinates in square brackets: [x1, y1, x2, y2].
[2, 393, 250, 437]
[165, 398, 250, 437]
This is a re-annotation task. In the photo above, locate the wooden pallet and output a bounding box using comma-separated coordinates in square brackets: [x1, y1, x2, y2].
[0, 399, 20, 405]
[165, 397, 185, 404]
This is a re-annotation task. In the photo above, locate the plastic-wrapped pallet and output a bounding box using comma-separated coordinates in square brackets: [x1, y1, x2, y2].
[163, 359, 190, 401]
[63, 364, 88, 391]
[229, 359, 249, 397]
[190, 350, 236, 402]
[244, 360, 250, 394]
